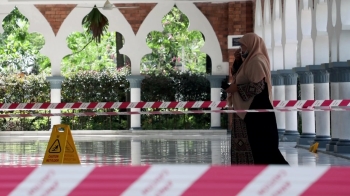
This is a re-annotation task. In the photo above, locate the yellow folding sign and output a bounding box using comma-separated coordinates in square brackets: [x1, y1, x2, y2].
[42, 124, 80, 164]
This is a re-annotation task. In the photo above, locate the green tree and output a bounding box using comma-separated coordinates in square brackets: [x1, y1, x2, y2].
[1, 6, 206, 76]
[62, 7, 130, 74]
[0, 7, 50, 75]
[62, 30, 117, 74]
[142, 6, 206, 73]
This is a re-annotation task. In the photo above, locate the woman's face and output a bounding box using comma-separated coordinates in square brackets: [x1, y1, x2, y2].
[240, 44, 248, 54]
[240, 44, 248, 59]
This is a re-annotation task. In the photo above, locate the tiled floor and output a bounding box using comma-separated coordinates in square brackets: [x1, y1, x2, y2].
[0, 134, 349, 166]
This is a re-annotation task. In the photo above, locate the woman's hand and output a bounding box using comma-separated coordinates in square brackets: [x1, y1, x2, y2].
[234, 49, 242, 60]
[225, 84, 238, 93]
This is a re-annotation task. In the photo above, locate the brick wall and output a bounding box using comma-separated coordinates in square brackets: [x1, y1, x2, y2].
[114, 3, 157, 34]
[35, 4, 77, 35]
[34, 2, 254, 64]
[227, 2, 254, 73]
[195, 3, 229, 62]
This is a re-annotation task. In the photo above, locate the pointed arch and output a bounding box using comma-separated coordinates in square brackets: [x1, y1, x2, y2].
[134, 2, 175, 74]
[0, 5, 14, 33]
[16, 5, 56, 59]
[176, 2, 223, 74]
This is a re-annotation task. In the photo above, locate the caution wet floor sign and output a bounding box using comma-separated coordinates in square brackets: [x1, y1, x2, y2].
[42, 124, 80, 164]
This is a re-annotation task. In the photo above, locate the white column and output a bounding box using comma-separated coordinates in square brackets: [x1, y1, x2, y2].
[334, 0, 350, 153]
[333, 62, 350, 153]
[50, 89, 61, 126]
[327, 68, 340, 151]
[271, 73, 285, 139]
[272, 0, 283, 71]
[263, 0, 273, 69]
[327, 0, 341, 152]
[285, 77, 298, 134]
[254, 0, 263, 38]
[300, 0, 314, 67]
[126, 75, 145, 130]
[293, 68, 315, 145]
[277, 71, 299, 142]
[310, 1, 331, 148]
[294, 0, 316, 146]
[131, 88, 141, 129]
[272, 0, 285, 139]
[283, 0, 298, 70]
[207, 75, 225, 129]
[278, 0, 299, 142]
[308, 65, 331, 148]
[211, 139, 221, 165]
[46, 76, 64, 129]
[338, 0, 350, 62]
[131, 138, 141, 165]
[315, 0, 330, 64]
[330, 0, 339, 63]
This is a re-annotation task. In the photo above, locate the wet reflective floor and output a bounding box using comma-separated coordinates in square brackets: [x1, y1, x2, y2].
[0, 135, 350, 166]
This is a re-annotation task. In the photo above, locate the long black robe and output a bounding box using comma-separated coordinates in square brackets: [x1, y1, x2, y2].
[231, 76, 288, 165]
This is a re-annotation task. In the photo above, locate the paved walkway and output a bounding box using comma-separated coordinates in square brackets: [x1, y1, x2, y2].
[0, 135, 349, 166]
[281, 142, 350, 166]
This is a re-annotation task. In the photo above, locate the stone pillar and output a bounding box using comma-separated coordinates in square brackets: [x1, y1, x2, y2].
[283, 0, 298, 71]
[293, 67, 315, 145]
[339, 0, 350, 62]
[328, 0, 340, 152]
[263, 0, 273, 69]
[308, 64, 331, 148]
[46, 76, 64, 129]
[272, 0, 284, 72]
[333, 1, 350, 153]
[211, 139, 221, 165]
[330, 0, 339, 63]
[296, 0, 315, 145]
[126, 75, 145, 130]
[334, 62, 350, 153]
[314, 0, 330, 65]
[299, 0, 314, 67]
[327, 66, 340, 151]
[271, 0, 284, 141]
[206, 75, 226, 129]
[254, 0, 263, 37]
[271, 71, 285, 139]
[131, 138, 141, 165]
[278, 70, 299, 142]
[313, 0, 331, 148]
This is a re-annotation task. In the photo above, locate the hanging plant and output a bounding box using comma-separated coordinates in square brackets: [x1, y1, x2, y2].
[82, 6, 109, 43]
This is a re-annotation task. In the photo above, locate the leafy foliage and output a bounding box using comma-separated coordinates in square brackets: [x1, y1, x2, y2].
[140, 68, 213, 130]
[1, 6, 206, 76]
[62, 31, 118, 74]
[141, 68, 210, 102]
[0, 6, 227, 131]
[82, 7, 109, 43]
[0, 69, 226, 130]
[0, 7, 50, 75]
[142, 6, 206, 73]
[61, 69, 129, 103]
[0, 74, 51, 131]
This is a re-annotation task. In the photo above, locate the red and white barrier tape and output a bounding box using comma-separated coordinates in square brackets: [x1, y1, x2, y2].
[0, 100, 350, 110]
[0, 107, 349, 118]
[1, 165, 349, 196]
